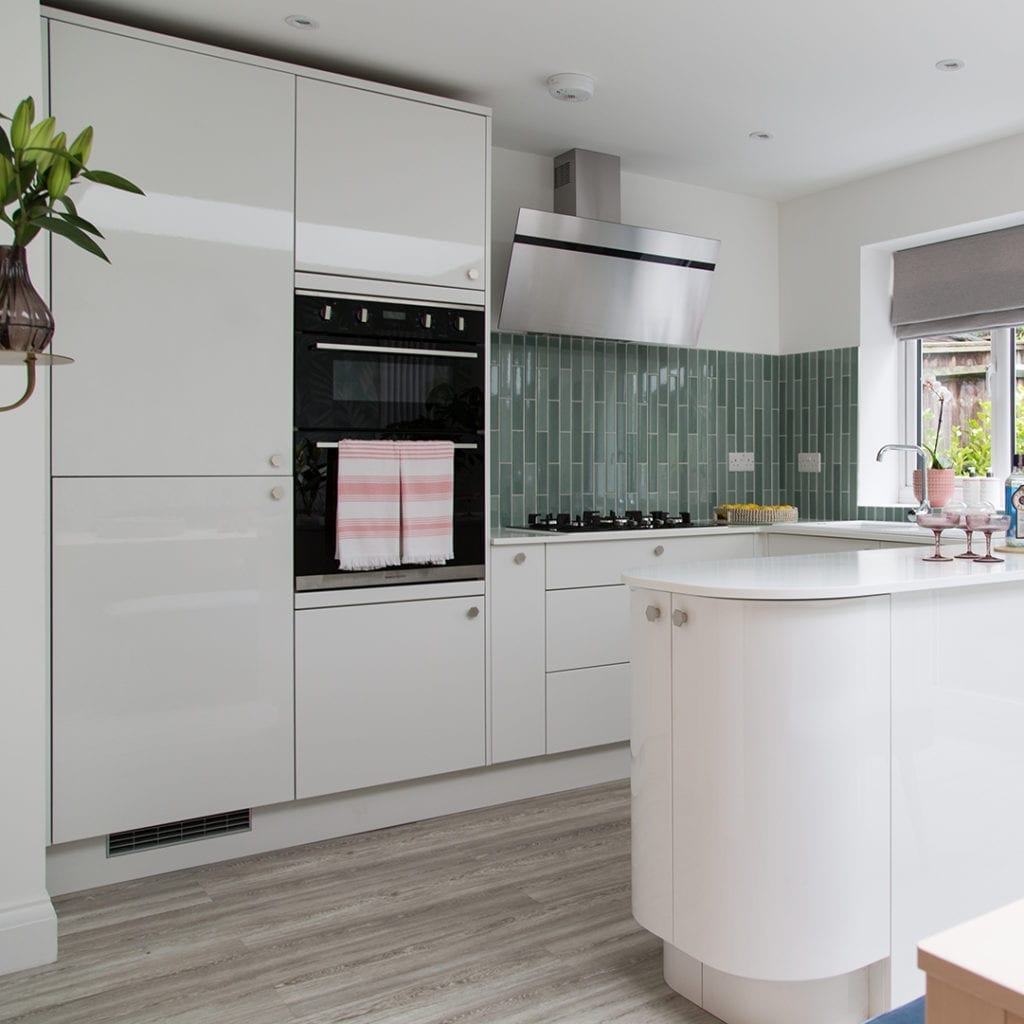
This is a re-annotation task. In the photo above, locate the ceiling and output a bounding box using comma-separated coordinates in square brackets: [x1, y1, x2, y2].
[48, 0, 1024, 201]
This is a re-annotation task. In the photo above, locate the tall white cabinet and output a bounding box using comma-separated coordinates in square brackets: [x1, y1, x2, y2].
[48, 20, 295, 843]
[48, 22, 294, 478]
[295, 77, 487, 290]
[51, 478, 294, 844]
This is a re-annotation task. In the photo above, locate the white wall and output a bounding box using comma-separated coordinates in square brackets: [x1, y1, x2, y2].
[0, 0, 58, 976]
[491, 147, 780, 354]
[780, 131, 1024, 356]
[781, 130, 1024, 504]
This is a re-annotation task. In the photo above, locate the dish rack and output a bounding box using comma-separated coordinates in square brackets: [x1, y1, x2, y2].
[716, 504, 799, 525]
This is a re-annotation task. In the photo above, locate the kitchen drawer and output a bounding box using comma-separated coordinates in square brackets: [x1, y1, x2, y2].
[546, 585, 629, 671]
[547, 664, 630, 753]
[546, 532, 758, 589]
[765, 534, 880, 556]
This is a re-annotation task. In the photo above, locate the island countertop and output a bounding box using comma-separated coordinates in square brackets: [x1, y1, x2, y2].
[622, 544, 1024, 600]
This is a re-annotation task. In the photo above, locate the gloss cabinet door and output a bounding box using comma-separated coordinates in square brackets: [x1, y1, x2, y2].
[48, 22, 294, 477]
[295, 597, 485, 798]
[295, 77, 487, 289]
[51, 477, 295, 844]
[488, 546, 546, 763]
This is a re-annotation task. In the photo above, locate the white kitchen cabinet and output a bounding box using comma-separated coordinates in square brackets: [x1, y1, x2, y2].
[547, 665, 631, 755]
[48, 22, 294, 477]
[489, 546, 546, 763]
[545, 532, 758, 589]
[296, 596, 485, 798]
[546, 585, 630, 671]
[295, 77, 487, 290]
[52, 477, 294, 844]
[764, 534, 879, 556]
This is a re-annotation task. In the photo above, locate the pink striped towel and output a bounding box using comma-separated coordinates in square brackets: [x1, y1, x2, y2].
[398, 441, 455, 566]
[335, 440, 401, 570]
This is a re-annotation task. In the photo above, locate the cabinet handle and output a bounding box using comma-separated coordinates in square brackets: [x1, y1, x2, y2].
[467, 268, 480, 281]
[269, 453, 284, 468]
[466, 606, 480, 619]
[270, 486, 285, 500]
[654, 544, 665, 556]
[672, 609, 688, 627]
[645, 605, 661, 622]
[513, 552, 527, 565]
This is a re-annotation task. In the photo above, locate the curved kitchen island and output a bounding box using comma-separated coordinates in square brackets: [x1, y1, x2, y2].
[624, 547, 1024, 1024]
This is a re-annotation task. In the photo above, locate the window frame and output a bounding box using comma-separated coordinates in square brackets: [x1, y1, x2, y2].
[900, 327, 1014, 498]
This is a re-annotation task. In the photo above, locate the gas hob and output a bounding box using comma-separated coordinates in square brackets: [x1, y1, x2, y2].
[512, 510, 719, 533]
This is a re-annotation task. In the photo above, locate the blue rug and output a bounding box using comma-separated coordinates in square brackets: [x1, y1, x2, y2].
[868, 996, 925, 1023]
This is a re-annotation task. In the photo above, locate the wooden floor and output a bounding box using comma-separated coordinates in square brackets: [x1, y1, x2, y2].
[0, 781, 719, 1024]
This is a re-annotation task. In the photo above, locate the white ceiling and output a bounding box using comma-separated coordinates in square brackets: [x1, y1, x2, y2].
[49, 0, 1024, 201]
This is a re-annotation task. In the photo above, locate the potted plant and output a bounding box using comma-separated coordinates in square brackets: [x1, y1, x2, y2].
[915, 378, 956, 507]
[0, 96, 142, 403]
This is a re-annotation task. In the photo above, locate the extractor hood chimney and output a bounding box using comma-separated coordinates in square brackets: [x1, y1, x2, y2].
[498, 149, 719, 347]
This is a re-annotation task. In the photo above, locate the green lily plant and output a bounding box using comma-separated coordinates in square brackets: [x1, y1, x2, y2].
[0, 96, 143, 262]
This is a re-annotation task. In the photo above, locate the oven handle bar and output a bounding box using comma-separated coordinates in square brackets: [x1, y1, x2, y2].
[315, 441, 479, 450]
[314, 342, 478, 359]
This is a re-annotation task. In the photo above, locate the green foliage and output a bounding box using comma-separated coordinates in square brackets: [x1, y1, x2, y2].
[946, 396, 1024, 475]
[0, 97, 143, 261]
[948, 400, 992, 475]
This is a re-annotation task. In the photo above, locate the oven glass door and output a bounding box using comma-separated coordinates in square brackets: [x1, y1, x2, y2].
[295, 336, 484, 436]
[294, 430, 485, 589]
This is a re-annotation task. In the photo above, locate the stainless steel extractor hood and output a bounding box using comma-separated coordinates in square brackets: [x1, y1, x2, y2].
[498, 149, 720, 347]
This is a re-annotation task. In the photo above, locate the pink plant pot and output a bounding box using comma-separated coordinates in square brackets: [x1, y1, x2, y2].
[913, 468, 955, 508]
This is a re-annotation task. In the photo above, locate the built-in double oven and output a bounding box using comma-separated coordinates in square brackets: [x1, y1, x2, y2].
[293, 291, 486, 591]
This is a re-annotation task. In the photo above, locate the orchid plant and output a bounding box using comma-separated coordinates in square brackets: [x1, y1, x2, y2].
[922, 377, 953, 469]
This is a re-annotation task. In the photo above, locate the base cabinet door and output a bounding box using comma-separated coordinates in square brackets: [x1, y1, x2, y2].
[489, 547, 546, 763]
[52, 477, 295, 844]
[296, 596, 485, 798]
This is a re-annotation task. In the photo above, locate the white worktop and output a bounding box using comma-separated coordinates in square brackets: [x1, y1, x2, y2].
[493, 518, 943, 547]
[622, 544, 1024, 600]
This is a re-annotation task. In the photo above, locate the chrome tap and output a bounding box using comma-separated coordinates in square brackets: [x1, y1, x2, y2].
[876, 443, 931, 514]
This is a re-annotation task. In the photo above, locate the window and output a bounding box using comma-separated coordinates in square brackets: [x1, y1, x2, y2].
[902, 327, 1019, 501]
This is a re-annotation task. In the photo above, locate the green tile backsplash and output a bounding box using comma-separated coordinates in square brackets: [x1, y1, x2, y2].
[490, 333, 906, 527]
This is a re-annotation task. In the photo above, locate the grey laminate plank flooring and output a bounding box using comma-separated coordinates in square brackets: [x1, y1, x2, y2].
[0, 781, 720, 1024]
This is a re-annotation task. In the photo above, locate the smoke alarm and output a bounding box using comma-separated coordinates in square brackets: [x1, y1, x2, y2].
[547, 73, 595, 103]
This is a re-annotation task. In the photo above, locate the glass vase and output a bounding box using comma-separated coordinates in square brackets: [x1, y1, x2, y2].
[0, 245, 55, 353]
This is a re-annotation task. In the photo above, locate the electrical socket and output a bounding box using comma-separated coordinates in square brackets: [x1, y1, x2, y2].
[798, 452, 822, 473]
[728, 451, 755, 472]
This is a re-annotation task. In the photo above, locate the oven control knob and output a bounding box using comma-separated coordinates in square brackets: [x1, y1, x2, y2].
[420, 312, 433, 329]
[320, 304, 333, 321]
[466, 268, 480, 281]
[466, 606, 480, 619]
[456, 316, 466, 332]
[654, 545, 665, 556]
[270, 486, 285, 501]
[355, 307, 369, 324]
[269, 453, 283, 468]
[513, 552, 527, 565]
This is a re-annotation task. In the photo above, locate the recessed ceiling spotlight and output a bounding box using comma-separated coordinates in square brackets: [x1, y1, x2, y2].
[748, 131, 773, 141]
[547, 73, 595, 103]
[935, 58, 965, 71]
[285, 14, 318, 30]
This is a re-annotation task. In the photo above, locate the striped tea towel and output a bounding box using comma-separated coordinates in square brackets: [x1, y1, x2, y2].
[398, 440, 455, 566]
[335, 440, 401, 570]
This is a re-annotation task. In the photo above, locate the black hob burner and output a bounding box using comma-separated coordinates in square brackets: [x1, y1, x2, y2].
[520, 510, 698, 532]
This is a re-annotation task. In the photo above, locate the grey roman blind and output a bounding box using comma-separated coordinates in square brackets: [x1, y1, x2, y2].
[890, 223, 1024, 339]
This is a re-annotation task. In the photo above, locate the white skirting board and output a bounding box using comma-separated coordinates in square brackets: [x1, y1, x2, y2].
[664, 943, 890, 1024]
[46, 744, 630, 895]
[0, 899, 58, 977]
